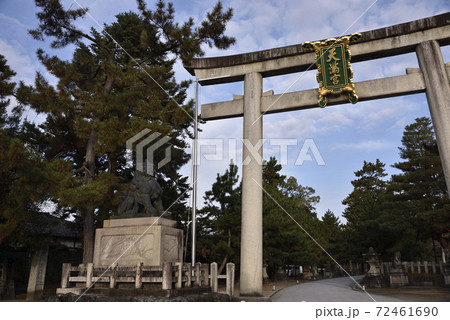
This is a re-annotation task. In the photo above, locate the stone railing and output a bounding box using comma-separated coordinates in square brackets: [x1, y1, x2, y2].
[210, 262, 235, 297]
[57, 262, 235, 297]
[379, 261, 447, 275]
[365, 260, 450, 287]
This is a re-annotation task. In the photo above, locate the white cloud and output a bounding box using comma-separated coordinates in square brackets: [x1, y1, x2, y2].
[0, 38, 36, 85]
[0, 12, 29, 30]
[333, 139, 394, 151]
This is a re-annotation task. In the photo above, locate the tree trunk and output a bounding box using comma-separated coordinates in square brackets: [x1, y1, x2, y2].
[218, 228, 232, 274]
[82, 128, 98, 264]
[82, 207, 95, 264]
[82, 50, 113, 264]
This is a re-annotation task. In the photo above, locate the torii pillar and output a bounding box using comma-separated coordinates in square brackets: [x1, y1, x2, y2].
[416, 41, 450, 197]
[240, 72, 263, 296]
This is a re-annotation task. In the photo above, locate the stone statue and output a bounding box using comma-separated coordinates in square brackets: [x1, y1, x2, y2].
[390, 250, 408, 286]
[364, 247, 381, 276]
[393, 251, 402, 267]
[116, 171, 165, 218]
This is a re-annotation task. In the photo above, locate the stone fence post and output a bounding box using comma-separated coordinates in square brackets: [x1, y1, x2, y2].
[184, 263, 192, 287]
[202, 264, 209, 287]
[402, 262, 408, 274]
[135, 263, 142, 289]
[110, 263, 118, 289]
[210, 262, 218, 293]
[175, 262, 182, 289]
[162, 262, 173, 290]
[86, 263, 93, 288]
[194, 262, 201, 286]
[226, 263, 235, 297]
[60, 263, 71, 289]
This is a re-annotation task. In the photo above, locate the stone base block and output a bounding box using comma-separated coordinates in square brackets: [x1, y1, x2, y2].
[389, 274, 408, 287]
[93, 217, 183, 267]
[56, 287, 85, 295]
[234, 296, 272, 302]
[360, 275, 390, 288]
[444, 275, 450, 286]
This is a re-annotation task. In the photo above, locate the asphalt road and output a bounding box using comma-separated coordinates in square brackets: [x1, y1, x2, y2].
[271, 276, 405, 302]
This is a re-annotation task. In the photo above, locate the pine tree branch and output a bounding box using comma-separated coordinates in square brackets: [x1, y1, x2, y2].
[51, 18, 99, 46]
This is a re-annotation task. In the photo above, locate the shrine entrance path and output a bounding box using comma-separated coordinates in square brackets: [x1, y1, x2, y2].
[271, 276, 404, 302]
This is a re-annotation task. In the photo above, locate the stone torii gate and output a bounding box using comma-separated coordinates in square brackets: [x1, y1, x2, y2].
[183, 13, 450, 297]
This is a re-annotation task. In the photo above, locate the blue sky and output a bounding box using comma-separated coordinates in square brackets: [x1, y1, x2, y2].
[0, 0, 449, 221]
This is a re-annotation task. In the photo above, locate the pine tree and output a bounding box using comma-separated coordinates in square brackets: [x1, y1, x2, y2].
[22, 0, 236, 263]
[342, 159, 389, 260]
[381, 117, 450, 260]
[0, 54, 68, 246]
[0, 55, 17, 132]
[320, 210, 343, 260]
[197, 162, 241, 274]
[262, 157, 321, 277]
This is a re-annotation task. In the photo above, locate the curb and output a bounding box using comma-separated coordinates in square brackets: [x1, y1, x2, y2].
[269, 287, 285, 298]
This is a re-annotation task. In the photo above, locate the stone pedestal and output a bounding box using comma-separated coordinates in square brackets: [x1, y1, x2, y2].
[93, 217, 183, 267]
[443, 263, 450, 286]
[389, 274, 408, 287]
[389, 267, 408, 287]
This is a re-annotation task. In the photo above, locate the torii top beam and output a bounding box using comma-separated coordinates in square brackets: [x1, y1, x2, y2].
[183, 13, 450, 86]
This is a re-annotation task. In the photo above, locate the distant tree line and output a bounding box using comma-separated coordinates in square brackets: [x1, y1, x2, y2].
[341, 117, 450, 263]
[196, 117, 450, 278]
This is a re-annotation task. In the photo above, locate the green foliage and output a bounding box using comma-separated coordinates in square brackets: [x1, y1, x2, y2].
[137, 0, 235, 62]
[198, 157, 325, 277]
[379, 117, 450, 260]
[262, 157, 322, 277]
[341, 159, 389, 260]
[320, 210, 344, 261]
[0, 54, 70, 246]
[22, 0, 236, 262]
[0, 55, 17, 132]
[197, 162, 241, 273]
[341, 117, 450, 262]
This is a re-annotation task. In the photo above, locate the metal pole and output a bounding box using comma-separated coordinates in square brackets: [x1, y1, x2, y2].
[191, 78, 199, 267]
